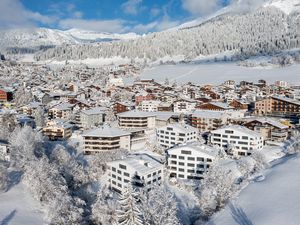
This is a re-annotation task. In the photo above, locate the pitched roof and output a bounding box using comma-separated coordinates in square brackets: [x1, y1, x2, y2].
[82, 126, 130, 137]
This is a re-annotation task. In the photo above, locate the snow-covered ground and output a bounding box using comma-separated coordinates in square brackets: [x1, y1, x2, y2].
[208, 153, 300, 225]
[0, 182, 45, 225]
[124, 62, 300, 85]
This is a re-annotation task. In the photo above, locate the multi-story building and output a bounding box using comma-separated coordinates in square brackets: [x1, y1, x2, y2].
[255, 96, 300, 117]
[190, 110, 228, 133]
[173, 99, 197, 114]
[43, 120, 73, 141]
[210, 125, 264, 156]
[117, 111, 156, 129]
[197, 102, 234, 111]
[20, 102, 43, 116]
[156, 123, 198, 148]
[82, 126, 131, 154]
[135, 91, 155, 106]
[140, 100, 161, 112]
[48, 103, 74, 120]
[167, 142, 218, 180]
[113, 101, 135, 114]
[80, 107, 105, 129]
[244, 117, 289, 142]
[0, 88, 13, 102]
[107, 153, 164, 193]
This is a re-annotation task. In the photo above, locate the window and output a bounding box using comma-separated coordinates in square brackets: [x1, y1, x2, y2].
[170, 160, 177, 165]
[207, 159, 212, 162]
[230, 136, 240, 139]
[117, 170, 121, 174]
[197, 157, 204, 161]
[187, 163, 195, 167]
[179, 162, 184, 166]
[112, 180, 116, 185]
[225, 130, 234, 134]
[178, 174, 184, 178]
[119, 164, 127, 170]
[179, 156, 184, 160]
[112, 174, 116, 178]
[147, 174, 151, 178]
[158, 170, 162, 174]
[171, 155, 177, 158]
[179, 168, 184, 172]
[187, 157, 195, 161]
[124, 172, 130, 177]
[181, 150, 191, 155]
[124, 179, 130, 183]
[222, 135, 228, 138]
[187, 169, 194, 173]
[117, 176, 122, 181]
[112, 167, 116, 172]
[242, 136, 248, 140]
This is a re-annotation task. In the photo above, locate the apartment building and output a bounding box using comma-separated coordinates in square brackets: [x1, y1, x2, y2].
[82, 126, 131, 154]
[156, 123, 198, 148]
[117, 111, 156, 129]
[80, 107, 105, 129]
[244, 117, 289, 142]
[210, 125, 264, 156]
[43, 120, 72, 141]
[140, 100, 161, 112]
[107, 153, 164, 193]
[167, 142, 218, 180]
[113, 101, 135, 114]
[255, 96, 300, 117]
[48, 103, 74, 120]
[20, 102, 43, 116]
[173, 99, 197, 114]
[190, 110, 228, 133]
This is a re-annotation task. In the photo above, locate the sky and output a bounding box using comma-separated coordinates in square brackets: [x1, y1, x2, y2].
[0, 0, 256, 33]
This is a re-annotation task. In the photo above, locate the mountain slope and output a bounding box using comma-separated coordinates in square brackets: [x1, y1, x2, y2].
[0, 28, 139, 54]
[35, 6, 300, 62]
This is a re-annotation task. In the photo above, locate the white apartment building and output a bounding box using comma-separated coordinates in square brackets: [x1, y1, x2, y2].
[167, 142, 218, 180]
[82, 126, 131, 154]
[107, 153, 164, 193]
[156, 123, 198, 149]
[80, 107, 105, 129]
[173, 99, 197, 114]
[140, 100, 161, 112]
[210, 125, 264, 156]
[117, 111, 156, 129]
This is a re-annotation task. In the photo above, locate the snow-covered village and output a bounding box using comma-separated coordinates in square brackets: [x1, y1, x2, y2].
[1, 0, 300, 225]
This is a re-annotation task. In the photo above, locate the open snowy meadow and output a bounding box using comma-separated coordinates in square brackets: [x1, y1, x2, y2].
[124, 62, 300, 85]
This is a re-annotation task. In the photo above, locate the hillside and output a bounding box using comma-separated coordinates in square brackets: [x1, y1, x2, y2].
[35, 6, 300, 62]
[209, 154, 300, 225]
[0, 28, 139, 54]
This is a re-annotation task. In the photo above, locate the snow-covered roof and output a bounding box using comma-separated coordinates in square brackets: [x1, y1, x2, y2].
[213, 125, 262, 138]
[192, 110, 225, 118]
[158, 123, 198, 133]
[82, 126, 130, 137]
[109, 154, 163, 175]
[272, 96, 300, 106]
[209, 102, 234, 109]
[247, 117, 288, 130]
[168, 142, 219, 158]
[117, 110, 156, 118]
[81, 107, 105, 115]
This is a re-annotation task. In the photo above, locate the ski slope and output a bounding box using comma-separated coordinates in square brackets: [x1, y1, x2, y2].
[208, 153, 300, 225]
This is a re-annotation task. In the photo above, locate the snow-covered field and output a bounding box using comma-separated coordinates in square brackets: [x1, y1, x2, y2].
[124, 62, 300, 85]
[209, 153, 300, 225]
[0, 182, 45, 225]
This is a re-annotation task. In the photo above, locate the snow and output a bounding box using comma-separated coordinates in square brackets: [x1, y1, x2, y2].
[0, 182, 45, 225]
[124, 62, 300, 85]
[264, 0, 300, 14]
[209, 153, 300, 225]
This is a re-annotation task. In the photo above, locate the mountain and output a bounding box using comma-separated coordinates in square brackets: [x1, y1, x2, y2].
[0, 28, 139, 54]
[35, 1, 300, 63]
[176, 0, 300, 30]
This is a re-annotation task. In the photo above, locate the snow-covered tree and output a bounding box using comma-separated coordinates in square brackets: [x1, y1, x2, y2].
[0, 112, 17, 140]
[139, 185, 181, 225]
[0, 163, 8, 192]
[91, 186, 119, 225]
[9, 126, 43, 169]
[251, 151, 268, 172]
[13, 86, 33, 107]
[198, 165, 236, 217]
[117, 185, 143, 225]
